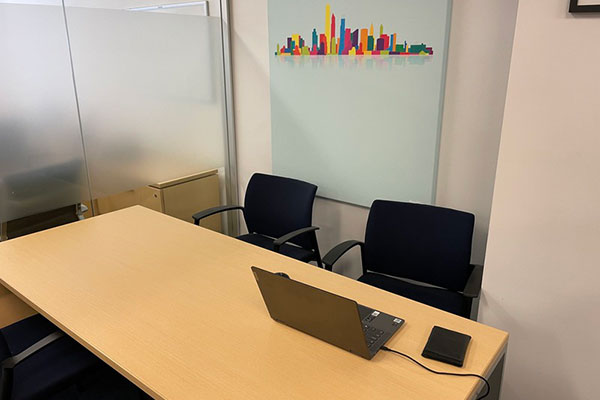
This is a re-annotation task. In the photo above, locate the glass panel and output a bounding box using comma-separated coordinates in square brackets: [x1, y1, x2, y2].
[63, 1, 228, 199]
[0, 1, 91, 224]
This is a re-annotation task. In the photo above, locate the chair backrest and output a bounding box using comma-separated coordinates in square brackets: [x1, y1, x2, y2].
[243, 173, 317, 249]
[363, 200, 474, 292]
[0, 332, 9, 364]
[0, 314, 58, 399]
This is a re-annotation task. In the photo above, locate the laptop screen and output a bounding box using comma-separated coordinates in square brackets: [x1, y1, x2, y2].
[252, 267, 371, 359]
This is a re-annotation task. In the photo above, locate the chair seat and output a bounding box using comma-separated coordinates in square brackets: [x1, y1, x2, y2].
[1, 314, 100, 400]
[237, 233, 315, 262]
[358, 273, 470, 318]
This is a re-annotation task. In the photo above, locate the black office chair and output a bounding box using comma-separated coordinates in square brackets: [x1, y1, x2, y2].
[193, 173, 323, 267]
[0, 314, 147, 400]
[322, 200, 483, 319]
[0, 314, 99, 399]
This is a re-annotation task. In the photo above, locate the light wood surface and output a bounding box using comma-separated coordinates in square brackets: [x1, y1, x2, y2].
[0, 206, 507, 400]
[160, 172, 221, 230]
[84, 169, 221, 231]
[0, 286, 37, 329]
[149, 169, 218, 189]
[95, 186, 163, 215]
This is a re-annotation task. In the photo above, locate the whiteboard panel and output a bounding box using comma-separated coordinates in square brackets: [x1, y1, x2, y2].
[269, 0, 451, 207]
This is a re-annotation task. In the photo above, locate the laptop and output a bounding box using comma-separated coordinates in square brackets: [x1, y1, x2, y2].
[251, 266, 405, 360]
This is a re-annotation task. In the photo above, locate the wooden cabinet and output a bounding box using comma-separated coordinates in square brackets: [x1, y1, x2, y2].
[86, 169, 222, 232]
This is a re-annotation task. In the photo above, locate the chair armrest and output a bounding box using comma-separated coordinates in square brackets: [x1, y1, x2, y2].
[273, 226, 320, 252]
[462, 264, 483, 298]
[322, 240, 364, 271]
[1, 331, 64, 370]
[1, 330, 65, 399]
[192, 205, 244, 225]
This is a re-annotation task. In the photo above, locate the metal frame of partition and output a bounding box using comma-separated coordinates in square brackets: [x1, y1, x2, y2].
[60, 0, 95, 217]
[219, 0, 240, 235]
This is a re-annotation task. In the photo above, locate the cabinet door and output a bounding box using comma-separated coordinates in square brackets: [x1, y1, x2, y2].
[162, 174, 221, 232]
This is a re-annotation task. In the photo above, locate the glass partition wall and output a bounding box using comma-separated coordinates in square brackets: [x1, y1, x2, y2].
[0, 0, 237, 240]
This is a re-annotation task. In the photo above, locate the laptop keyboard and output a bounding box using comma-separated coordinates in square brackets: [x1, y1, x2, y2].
[362, 323, 385, 348]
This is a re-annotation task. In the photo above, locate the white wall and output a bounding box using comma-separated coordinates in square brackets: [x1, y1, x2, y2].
[229, 0, 517, 278]
[436, 0, 517, 265]
[229, 0, 272, 187]
[480, 1, 600, 399]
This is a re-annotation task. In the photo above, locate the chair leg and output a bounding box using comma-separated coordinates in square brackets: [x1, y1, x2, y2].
[311, 231, 323, 268]
[315, 256, 323, 269]
[468, 297, 480, 321]
[0, 366, 13, 400]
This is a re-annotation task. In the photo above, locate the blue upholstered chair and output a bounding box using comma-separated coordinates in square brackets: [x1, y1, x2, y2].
[323, 200, 483, 319]
[193, 173, 322, 267]
[0, 314, 99, 399]
[0, 314, 149, 400]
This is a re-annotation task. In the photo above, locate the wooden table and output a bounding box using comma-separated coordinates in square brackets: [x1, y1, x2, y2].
[0, 206, 508, 400]
[0, 285, 36, 328]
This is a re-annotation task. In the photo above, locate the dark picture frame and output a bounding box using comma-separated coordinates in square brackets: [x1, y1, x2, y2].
[570, 0, 600, 13]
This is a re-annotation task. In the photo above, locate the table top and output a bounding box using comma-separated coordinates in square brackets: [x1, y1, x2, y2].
[0, 206, 508, 400]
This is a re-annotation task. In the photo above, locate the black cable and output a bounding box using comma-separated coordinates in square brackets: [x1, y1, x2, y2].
[381, 346, 490, 400]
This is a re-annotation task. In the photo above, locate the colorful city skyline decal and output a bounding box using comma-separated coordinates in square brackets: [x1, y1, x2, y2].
[274, 4, 434, 57]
